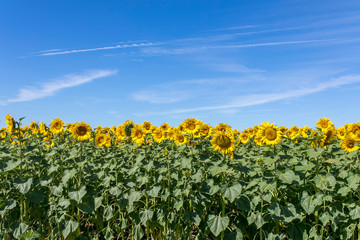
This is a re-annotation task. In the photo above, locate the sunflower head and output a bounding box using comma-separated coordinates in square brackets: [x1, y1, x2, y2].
[5, 114, 15, 133]
[239, 132, 250, 144]
[160, 122, 170, 132]
[211, 131, 235, 158]
[95, 133, 107, 147]
[259, 122, 282, 145]
[316, 117, 335, 132]
[50, 118, 64, 134]
[29, 121, 39, 134]
[141, 121, 152, 133]
[131, 125, 145, 146]
[215, 123, 231, 133]
[336, 126, 347, 140]
[72, 121, 92, 141]
[152, 128, 165, 143]
[199, 123, 212, 138]
[183, 118, 200, 134]
[174, 133, 187, 146]
[341, 137, 359, 153]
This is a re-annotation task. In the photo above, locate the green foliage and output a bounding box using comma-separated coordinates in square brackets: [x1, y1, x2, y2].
[0, 126, 360, 239]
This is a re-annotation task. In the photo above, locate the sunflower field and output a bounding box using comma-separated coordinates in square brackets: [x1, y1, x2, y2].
[1, 114, 360, 240]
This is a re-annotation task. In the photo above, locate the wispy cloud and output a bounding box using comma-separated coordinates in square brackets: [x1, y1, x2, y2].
[6, 69, 117, 103]
[32, 43, 157, 56]
[134, 74, 360, 116]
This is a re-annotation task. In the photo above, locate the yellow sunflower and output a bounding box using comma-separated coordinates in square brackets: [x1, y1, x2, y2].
[278, 126, 288, 136]
[5, 114, 14, 133]
[40, 121, 47, 135]
[340, 137, 359, 153]
[50, 118, 64, 134]
[66, 123, 74, 132]
[348, 123, 360, 139]
[183, 118, 200, 135]
[215, 123, 231, 133]
[72, 121, 92, 141]
[152, 128, 165, 143]
[316, 117, 335, 132]
[174, 133, 188, 146]
[0, 128, 7, 139]
[288, 126, 300, 140]
[166, 127, 177, 140]
[199, 123, 212, 138]
[160, 122, 170, 132]
[29, 121, 39, 134]
[211, 131, 235, 159]
[95, 133, 107, 147]
[131, 125, 145, 146]
[299, 126, 311, 138]
[141, 121, 153, 133]
[320, 127, 336, 146]
[336, 126, 347, 140]
[239, 132, 250, 144]
[258, 122, 282, 145]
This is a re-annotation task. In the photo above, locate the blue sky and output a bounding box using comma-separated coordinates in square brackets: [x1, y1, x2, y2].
[1, 0, 360, 130]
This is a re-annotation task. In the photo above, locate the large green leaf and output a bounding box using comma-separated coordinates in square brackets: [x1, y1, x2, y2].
[14, 178, 33, 195]
[25, 189, 44, 203]
[278, 169, 299, 185]
[147, 186, 161, 198]
[103, 205, 114, 220]
[140, 209, 154, 225]
[62, 220, 79, 239]
[10, 222, 29, 239]
[207, 214, 229, 237]
[301, 192, 316, 215]
[68, 186, 87, 203]
[221, 183, 242, 203]
[349, 206, 360, 220]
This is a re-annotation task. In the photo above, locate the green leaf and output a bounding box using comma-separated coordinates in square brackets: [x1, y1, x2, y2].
[338, 186, 351, 197]
[78, 201, 94, 214]
[278, 169, 299, 185]
[209, 166, 227, 176]
[207, 214, 229, 237]
[140, 209, 154, 225]
[68, 186, 87, 203]
[11, 222, 29, 239]
[51, 185, 63, 197]
[147, 186, 161, 198]
[174, 199, 183, 211]
[221, 183, 242, 203]
[235, 195, 251, 211]
[5, 160, 21, 172]
[109, 186, 122, 197]
[61, 169, 77, 185]
[94, 196, 103, 210]
[128, 190, 142, 203]
[134, 224, 144, 240]
[14, 178, 33, 195]
[62, 220, 79, 239]
[301, 192, 315, 215]
[287, 223, 307, 240]
[103, 206, 114, 220]
[307, 148, 324, 158]
[184, 211, 201, 226]
[349, 206, 360, 220]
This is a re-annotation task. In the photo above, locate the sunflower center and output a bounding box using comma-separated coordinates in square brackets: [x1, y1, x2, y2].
[265, 128, 277, 141]
[216, 135, 231, 148]
[188, 123, 195, 130]
[320, 122, 328, 128]
[347, 141, 355, 148]
[77, 126, 88, 136]
[99, 137, 105, 143]
[136, 132, 143, 138]
[178, 135, 184, 142]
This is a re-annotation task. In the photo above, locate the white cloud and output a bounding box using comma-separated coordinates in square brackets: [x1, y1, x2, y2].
[7, 69, 117, 103]
[135, 74, 360, 116]
[35, 43, 157, 56]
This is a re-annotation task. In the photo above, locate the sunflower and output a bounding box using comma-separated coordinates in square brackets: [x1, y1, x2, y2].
[336, 126, 347, 140]
[141, 121, 153, 133]
[131, 125, 145, 146]
[215, 123, 231, 133]
[258, 122, 282, 145]
[321, 127, 336, 146]
[316, 117, 335, 132]
[183, 118, 200, 135]
[177, 123, 186, 134]
[66, 123, 74, 132]
[239, 132, 250, 144]
[95, 126, 103, 133]
[348, 123, 360, 139]
[288, 126, 300, 140]
[40, 121, 47, 135]
[160, 122, 170, 132]
[29, 121, 39, 134]
[278, 126, 288, 136]
[50, 118, 64, 134]
[199, 123, 212, 138]
[0, 128, 7, 139]
[95, 133, 107, 147]
[166, 127, 177, 140]
[211, 131, 235, 158]
[299, 126, 311, 138]
[340, 137, 359, 153]
[5, 114, 14, 133]
[152, 128, 165, 143]
[72, 121, 92, 141]
[115, 125, 127, 141]
[174, 133, 188, 146]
